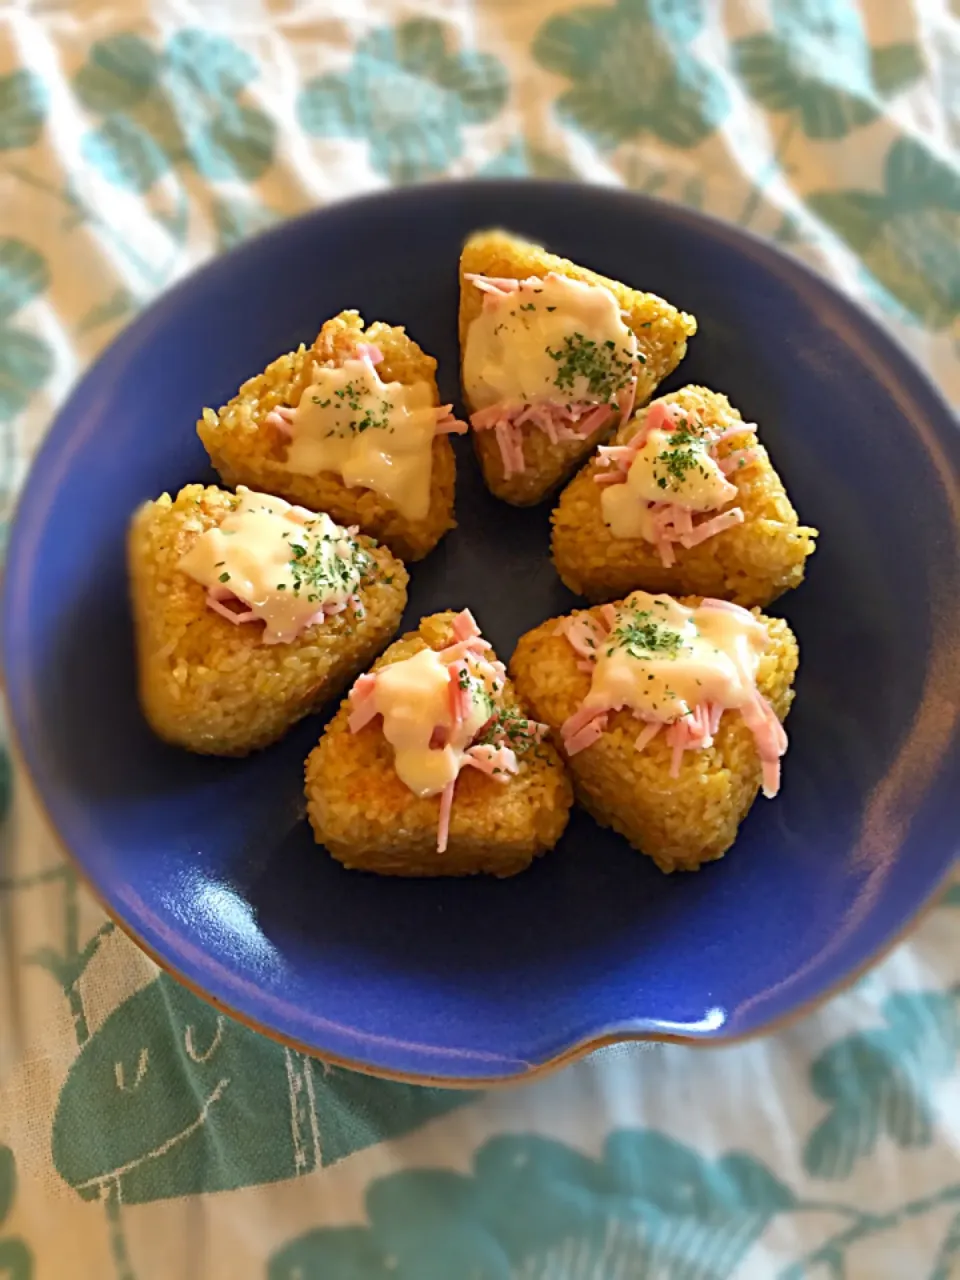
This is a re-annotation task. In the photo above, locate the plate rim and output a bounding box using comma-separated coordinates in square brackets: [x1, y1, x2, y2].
[3, 179, 959, 1083]
[9, 751, 955, 1086]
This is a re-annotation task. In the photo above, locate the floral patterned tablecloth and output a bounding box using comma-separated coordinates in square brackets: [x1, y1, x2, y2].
[1, 2, 959, 1277]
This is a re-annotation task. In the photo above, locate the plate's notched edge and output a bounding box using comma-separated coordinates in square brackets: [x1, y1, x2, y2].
[41, 778, 956, 1087]
[3, 181, 960, 1082]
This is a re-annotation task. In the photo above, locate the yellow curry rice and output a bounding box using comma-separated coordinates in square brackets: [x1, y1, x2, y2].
[551, 386, 817, 608]
[510, 599, 798, 872]
[305, 612, 573, 878]
[197, 311, 456, 562]
[458, 229, 697, 506]
[129, 483, 408, 756]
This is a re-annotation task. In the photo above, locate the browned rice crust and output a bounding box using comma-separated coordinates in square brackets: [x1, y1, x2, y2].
[551, 385, 818, 608]
[305, 612, 573, 877]
[510, 598, 798, 872]
[129, 483, 408, 756]
[197, 311, 456, 562]
[458, 229, 697, 506]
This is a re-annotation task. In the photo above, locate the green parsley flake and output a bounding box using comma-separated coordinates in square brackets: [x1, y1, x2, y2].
[467, 673, 497, 719]
[322, 382, 392, 435]
[611, 610, 685, 661]
[547, 332, 635, 402]
[651, 419, 711, 492]
[286, 525, 370, 602]
[475, 704, 540, 753]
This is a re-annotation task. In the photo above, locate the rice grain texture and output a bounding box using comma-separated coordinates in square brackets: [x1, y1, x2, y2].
[551, 386, 817, 607]
[510, 599, 799, 872]
[459, 229, 697, 506]
[197, 311, 456, 562]
[129, 484, 408, 756]
[305, 612, 573, 877]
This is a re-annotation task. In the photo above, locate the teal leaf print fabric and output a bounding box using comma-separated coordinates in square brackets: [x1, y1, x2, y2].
[268, 1131, 795, 1279]
[0, 240, 53, 423]
[210, 195, 277, 251]
[74, 30, 276, 192]
[478, 137, 578, 179]
[0, 1146, 32, 1279]
[51, 974, 470, 1204]
[0, 71, 46, 151]
[298, 20, 508, 183]
[931, 1210, 960, 1279]
[532, 0, 729, 150]
[808, 137, 960, 329]
[733, 0, 924, 140]
[804, 991, 960, 1179]
[2, 4, 960, 1278]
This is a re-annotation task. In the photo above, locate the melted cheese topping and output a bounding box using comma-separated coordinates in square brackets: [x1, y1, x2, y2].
[368, 647, 496, 797]
[463, 273, 637, 412]
[179, 488, 367, 644]
[284, 359, 438, 521]
[599, 482, 659, 541]
[586, 593, 767, 724]
[601, 423, 737, 538]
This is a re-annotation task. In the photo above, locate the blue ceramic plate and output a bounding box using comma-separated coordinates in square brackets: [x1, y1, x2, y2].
[4, 182, 959, 1084]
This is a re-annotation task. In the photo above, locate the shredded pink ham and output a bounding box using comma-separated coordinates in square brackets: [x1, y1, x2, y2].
[437, 780, 456, 854]
[697, 597, 749, 617]
[464, 273, 520, 291]
[738, 692, 787, 798]
[442, 610, 507, 681]
[472, 399, 623, 479]
[677, 508, 745, 548]
[718, 448, 759, 475]
[463, 743, 519, 776]
[703, 604, 788, 799]
[448, 659, 470, 725]
[560, 697, 609, 747]
[354, 343, 383, 365]
[265, 342, 467, 440]
[560, 614, 606, 661]
[712, 422, 758, 445]
[452, 609, 482, 642]
[347, 674, 378, 733]
[439, 638, 490, 665]
[346, 609, 548, 852]
[465, 271, 639, 476]
[617, 379, 638, 431]
[435, 405, 468, 435]
[515, 400, 613, 443]
[595, 403, 759, 565]
[204, 581, 350, 640]
[557, 598, 787, 797]
[564, 715, 608, 755]
[596, 443, 638, 467]
[265, 404, 296, 435]
[664, 704, 719, 778]
[205, 590, 258, 626]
